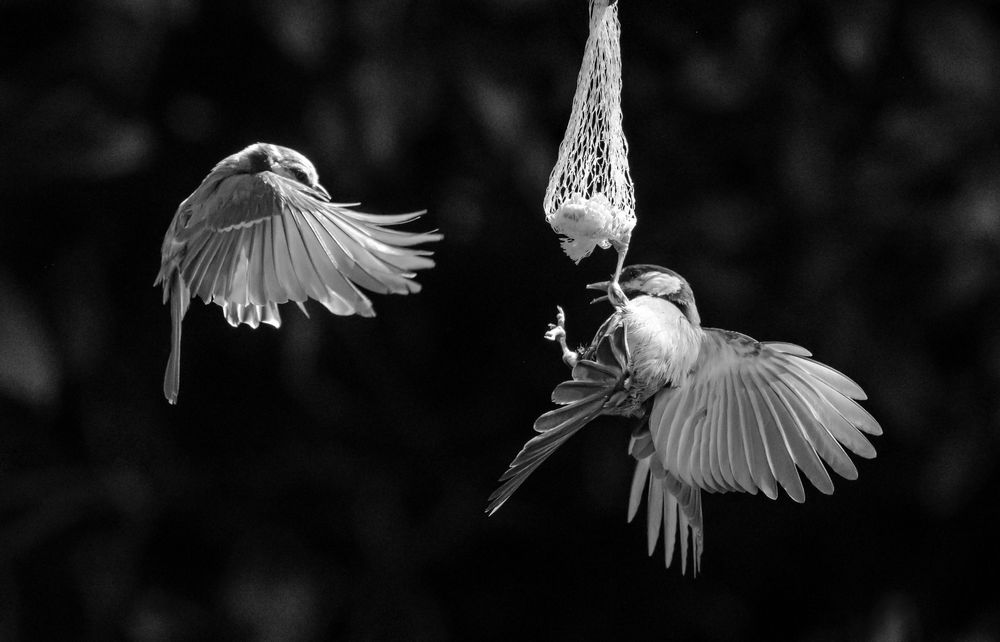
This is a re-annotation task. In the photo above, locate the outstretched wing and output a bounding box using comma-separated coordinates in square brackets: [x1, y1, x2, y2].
[486, 326, 629, 516]
[165, 171, 441, 328]
[648, 329, 881, 502]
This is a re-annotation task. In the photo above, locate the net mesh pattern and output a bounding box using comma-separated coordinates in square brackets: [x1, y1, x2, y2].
[544, 0, 635, 263]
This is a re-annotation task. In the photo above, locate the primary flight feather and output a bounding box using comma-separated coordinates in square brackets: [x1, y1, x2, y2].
[155, 143, 442, 404]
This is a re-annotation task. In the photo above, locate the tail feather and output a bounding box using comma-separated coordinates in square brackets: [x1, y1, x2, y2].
[628, 453, 704, 574]
[163, 275, 189, 404]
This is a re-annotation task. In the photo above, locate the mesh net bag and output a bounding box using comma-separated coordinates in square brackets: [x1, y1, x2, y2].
[544, 0, 635, 264]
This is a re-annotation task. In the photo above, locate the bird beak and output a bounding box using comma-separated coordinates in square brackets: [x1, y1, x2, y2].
[313, 184, 331, 200]
[587, 280, 610, 304]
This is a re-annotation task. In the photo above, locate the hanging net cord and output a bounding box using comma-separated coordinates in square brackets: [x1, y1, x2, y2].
[543, 0, 635, 262]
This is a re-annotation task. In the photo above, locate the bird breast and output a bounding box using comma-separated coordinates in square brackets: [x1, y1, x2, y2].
[623, 296, 703, 400]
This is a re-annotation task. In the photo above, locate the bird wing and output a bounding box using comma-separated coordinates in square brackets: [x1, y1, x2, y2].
[648, 328, 880, 502]
[169, 171, 441, 327]
[486, 325, 630, 516]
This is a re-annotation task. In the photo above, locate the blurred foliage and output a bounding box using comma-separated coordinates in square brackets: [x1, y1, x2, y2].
[1, 0, 999, 639]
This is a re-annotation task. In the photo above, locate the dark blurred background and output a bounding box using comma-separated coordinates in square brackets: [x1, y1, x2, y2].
[1, 0, 998, 639]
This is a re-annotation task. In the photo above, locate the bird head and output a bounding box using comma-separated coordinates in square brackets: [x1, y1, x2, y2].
[221, 143, 331, 199]
[588, 264, 701, 326]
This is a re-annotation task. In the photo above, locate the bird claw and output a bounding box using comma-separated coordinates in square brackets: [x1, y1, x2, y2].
[608, 280, 628, 308]
[544, 305, 578, 369]
[544, 306, 567, 342]
[544, 325, 565, 342]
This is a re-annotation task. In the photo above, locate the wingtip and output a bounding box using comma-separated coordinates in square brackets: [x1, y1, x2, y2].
[484, 496, 506, 516]
[163, 378, 179, 406]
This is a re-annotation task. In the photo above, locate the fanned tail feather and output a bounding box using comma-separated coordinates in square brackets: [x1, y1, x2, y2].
[628, 429, 704, 574]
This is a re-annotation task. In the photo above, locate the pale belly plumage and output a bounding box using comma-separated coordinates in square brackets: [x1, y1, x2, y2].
[621, 296, 703, 404]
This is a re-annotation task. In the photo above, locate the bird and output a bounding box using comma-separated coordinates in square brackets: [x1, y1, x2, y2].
[486, 265, 880, 574]
[155, 142, 442, 404]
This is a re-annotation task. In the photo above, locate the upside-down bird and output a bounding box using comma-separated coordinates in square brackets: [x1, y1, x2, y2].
[155, 143, 442, 404]
[487, 265, 880, 574]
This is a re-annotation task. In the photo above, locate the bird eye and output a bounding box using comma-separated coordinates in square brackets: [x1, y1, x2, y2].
[293, 168, 308, 183]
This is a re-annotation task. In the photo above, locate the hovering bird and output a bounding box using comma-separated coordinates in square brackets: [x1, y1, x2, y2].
[487, 265, 880, 573]
[155, 143, 442, 404]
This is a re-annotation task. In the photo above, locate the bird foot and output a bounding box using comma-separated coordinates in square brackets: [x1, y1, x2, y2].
[608, 280, 628, 308]
[544, 306, 578, 369]
[544, 306, 567, 342]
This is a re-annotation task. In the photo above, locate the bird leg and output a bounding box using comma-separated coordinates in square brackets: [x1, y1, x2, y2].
[610, 236, 629, 285]
[544, 305, 579, 369]
[607, 279, 628, 308]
